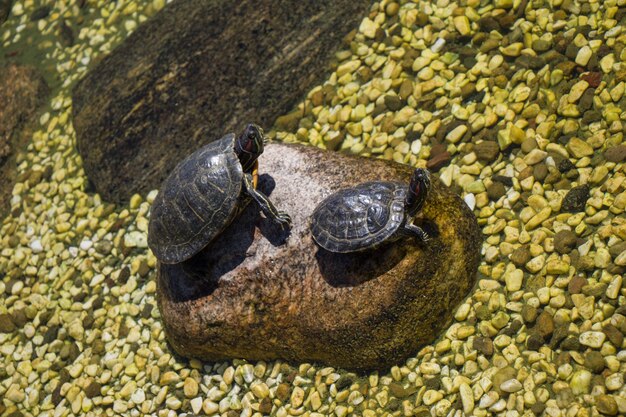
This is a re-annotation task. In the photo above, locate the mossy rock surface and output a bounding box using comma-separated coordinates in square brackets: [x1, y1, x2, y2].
[157, 143, 481, 370]
[71, 0, 371, 203]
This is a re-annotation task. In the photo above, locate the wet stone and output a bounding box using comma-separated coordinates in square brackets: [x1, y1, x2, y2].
[584, 351, 605, 373]
[609, 241, 626, 258]
[557, 158, 576, 173]
[493, 367, 517, 393]
[335, 375, 353, 390]
[424, 376, 441, 390]
[492, 175, 513, 186]
[475, 305, 491, 321]
[11, 309, 27, 328]
[581, 71, 602, 88]
[473, 336, 494, 356]
[561, 336, 582, 351]
[603, 324, 623, 347]
[532, 39, 552, 52]
[554, 230, 578, 254]
[259, 398, 272, 414]
[478, 16, 500, 32]
[52, 386, 63, 406]
[561, 185, 590, 212]
[582, 283, 607, 297]
[474, 141, 500, 163]
[550, 325, 569, 349]
[29, 5, 51, 20]
[533, 164, 548, 182]
[427, 151, 451, 172]
[0, 313, 16, 333]
[578, 88, 595, 112]
[568, 276, 587, 294]
[487, 182, 506, 201]
[510, 245, 531, 267]
[276, 383, 291, 402]
[521, 305, 538, 323]
[384, 94, 403, 111]
[85, 381, 102, 398]
[604, 145, 626, 163]
[535, 311, 555, 339]
[556, 388, 575, 409]
[596, 395, 619, 416]
[526, 333, 544, 350]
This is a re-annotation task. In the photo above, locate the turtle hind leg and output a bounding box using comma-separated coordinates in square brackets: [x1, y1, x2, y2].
[403, 223, 430, 243]
[243, 174, 292, 229]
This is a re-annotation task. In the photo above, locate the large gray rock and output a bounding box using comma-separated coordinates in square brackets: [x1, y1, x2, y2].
[71, 0, 371, 203]
[157, 143, 482, 370]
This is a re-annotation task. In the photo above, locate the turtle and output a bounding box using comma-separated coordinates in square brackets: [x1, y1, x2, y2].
[310, 168, 431, 253]
[148, 123, 291, 264]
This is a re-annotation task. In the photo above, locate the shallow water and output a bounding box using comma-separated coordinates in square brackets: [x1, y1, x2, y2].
[1, 0, 625, 417]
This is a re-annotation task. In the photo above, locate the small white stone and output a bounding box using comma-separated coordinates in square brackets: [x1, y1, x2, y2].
[605, 373, 624, 391]
[131, 388, 145, 404]
[606, 275, 622, 299]
[190, 397, 203, 414]
[575, 46, 592, 66]
[431, 38, 446, 53]
[423, 389, 443, 405]
[446, 125, 468, 143]
[500, 379, 523, 393]
[359, 18, 378, 38]
[579, 331, 605, 348]
[464, 193, 476, 210]
[124, 231, 148, 248]
[505, 268, 523, 292]
[459, 383, 474, 414]
[80, 239, 93, 251]
[30, 239, 43, 253]
[478, 391, 498, 408]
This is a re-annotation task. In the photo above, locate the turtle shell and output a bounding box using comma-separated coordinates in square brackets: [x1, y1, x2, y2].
[311, 181, 406, 253]
[148, 134, 244, 264]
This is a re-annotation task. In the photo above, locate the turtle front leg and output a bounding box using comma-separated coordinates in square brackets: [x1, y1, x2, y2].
[404, 223, 430, 243]
[243, 174, 292, 229]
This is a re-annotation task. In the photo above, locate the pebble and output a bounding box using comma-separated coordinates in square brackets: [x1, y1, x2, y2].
[596, 395, 619, 416]
[554, 230, 578, 254]
[422, 390, 443, 405]
[0, 314, 16, 333]
[584, 351, 605, 373]
[566, 138, 594, 158]
[459, 383, 474, 414]
[30, 239, 43, 253]
[579, 331, 605, 348]
[184, 377, 199, 398]
[562, 185, 590, 212]
[570, 370, 592, 395]
[500, 379, 522, 393]
[575, 46, 593, 66]
[604, 145, 626, 163]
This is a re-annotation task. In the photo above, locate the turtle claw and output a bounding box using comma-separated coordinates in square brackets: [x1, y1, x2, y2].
[275, 211, 292, 229]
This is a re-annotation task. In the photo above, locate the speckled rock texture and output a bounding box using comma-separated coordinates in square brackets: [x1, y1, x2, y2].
[157, 143, 482, 370]
[71, 0, 371, 204]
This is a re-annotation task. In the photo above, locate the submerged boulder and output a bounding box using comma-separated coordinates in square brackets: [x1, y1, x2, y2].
[156, 143, 482, 370]
[71, 0, 371, 203]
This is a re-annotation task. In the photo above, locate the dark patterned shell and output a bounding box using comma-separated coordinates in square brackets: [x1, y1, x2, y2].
[311, 182, 406, 253]
[148, 134, 243, 264]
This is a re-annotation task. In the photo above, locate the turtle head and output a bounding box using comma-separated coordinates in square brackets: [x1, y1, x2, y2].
[405, 168, 431, 216]
[235, 123, 266, 171]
